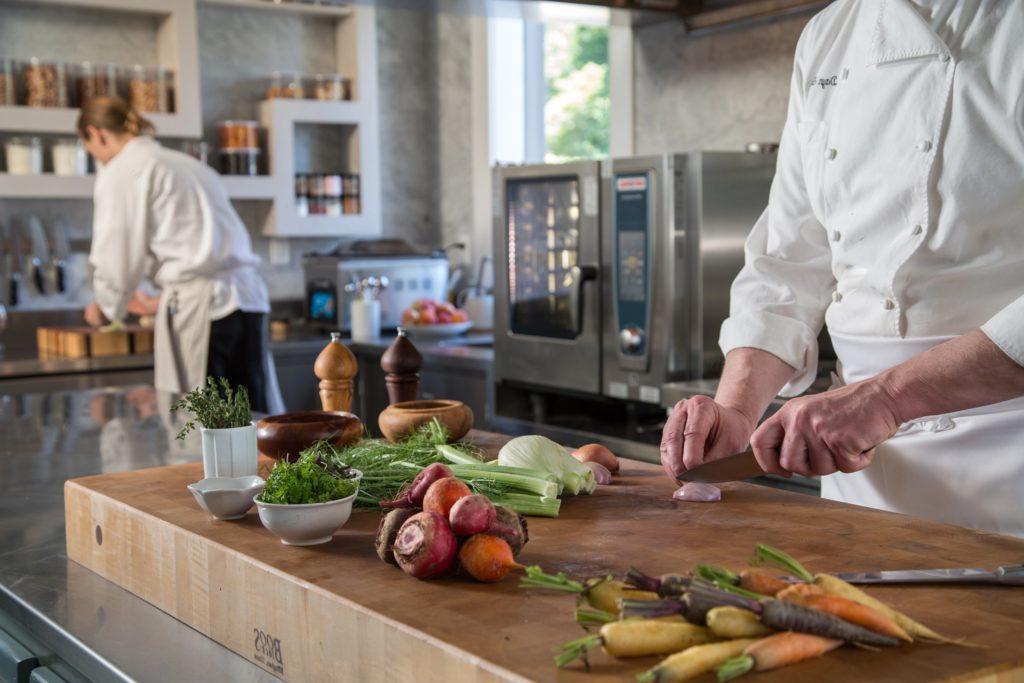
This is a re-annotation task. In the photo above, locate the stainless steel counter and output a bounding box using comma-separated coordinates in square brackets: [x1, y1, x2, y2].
[0, 382, 277, 682]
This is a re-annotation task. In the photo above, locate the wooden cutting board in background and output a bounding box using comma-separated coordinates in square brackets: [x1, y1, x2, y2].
[36, 325, 153, 358]
[64, 431, 1024, 682]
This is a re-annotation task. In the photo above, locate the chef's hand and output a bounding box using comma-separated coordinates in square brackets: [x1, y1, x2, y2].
[126, 290, 160, 317]
[661, 396, 757, 478]
[750, 378, 902, 477]
[84, 301, 108, 327]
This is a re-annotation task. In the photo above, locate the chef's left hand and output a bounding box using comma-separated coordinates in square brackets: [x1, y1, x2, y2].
[749, 378, 902, 477]
[84, 301, 108, 327]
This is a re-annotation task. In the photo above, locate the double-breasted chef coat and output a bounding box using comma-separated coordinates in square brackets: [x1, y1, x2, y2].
[719, 0, 1024, 536]
[89, 136, 279, 407]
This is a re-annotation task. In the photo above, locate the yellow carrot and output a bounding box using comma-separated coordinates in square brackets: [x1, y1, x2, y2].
[556, 620, 714, 667]
[638, 639, 760, 683]
[706, 607, 773, 639]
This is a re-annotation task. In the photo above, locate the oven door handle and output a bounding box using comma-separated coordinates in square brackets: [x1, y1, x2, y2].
[569, 265, 598, 335]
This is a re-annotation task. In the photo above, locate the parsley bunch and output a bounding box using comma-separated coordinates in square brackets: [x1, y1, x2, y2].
[171, 377, 252, 440]
[259, 450, 358, 505]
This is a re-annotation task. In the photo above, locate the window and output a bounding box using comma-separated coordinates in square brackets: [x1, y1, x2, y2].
[488, 3, 613, 165]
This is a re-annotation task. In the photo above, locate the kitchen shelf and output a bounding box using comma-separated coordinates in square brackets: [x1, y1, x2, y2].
[273, 213, 374, 237]
[0, 107, 198, 138]
[0, 173, 278, 200]
[199, 0, 353, 17]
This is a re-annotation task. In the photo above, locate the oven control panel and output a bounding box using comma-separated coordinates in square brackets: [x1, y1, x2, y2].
[613, 172, 651, 362]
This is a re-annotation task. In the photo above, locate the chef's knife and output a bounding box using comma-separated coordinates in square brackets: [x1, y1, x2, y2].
[834, 565, 1024, 586]
[676, 450, 765, 483]
[25, 215, 49, 295]
[49, 218, 72, 294]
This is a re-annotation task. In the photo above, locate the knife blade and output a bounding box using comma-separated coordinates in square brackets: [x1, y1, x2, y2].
[834, 565, 1024, 586]
[25, 215, 49, 295]
[676, 450, 765, 483]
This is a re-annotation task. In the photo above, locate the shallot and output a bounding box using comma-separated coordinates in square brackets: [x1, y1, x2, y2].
[673, 482, 722, 502]
[584, 461, 613, 485]
[392, 511, 458, 579]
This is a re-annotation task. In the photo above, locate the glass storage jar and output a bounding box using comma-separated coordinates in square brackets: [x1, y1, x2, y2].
[23, 58, 68, 108]
[266, 71, 304, 100]
[129, 65, 171, 113]
[76, 62, 120, 105]
[51, 138, 89, 175]
[313, 74, 351, 101]
[219, 148, 260, 176]
[0, 59, 14, 106]
[217, 120, 260, 150]
[5, 137, 43, 174]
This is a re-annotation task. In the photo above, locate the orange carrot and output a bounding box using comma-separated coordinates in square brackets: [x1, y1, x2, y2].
[783, 593, 912, 642]
[738, 569, 790, 597]
[775, 583, 824, 601]
[716, 632, 841, 681]
[458, 534, 524, 583]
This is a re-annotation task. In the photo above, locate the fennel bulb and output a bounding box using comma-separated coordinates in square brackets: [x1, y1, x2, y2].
[498, 435, 596, 495]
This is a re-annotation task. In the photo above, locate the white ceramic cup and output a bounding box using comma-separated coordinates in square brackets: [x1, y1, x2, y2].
[350, 299, 381, 341]
[200, 424, 258, 478]
[458, 293, 494, 330]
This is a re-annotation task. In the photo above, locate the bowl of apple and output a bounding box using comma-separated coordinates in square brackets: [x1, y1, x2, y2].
[400, 299, 473, 339]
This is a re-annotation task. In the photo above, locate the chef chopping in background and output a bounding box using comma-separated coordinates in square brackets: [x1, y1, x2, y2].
[79, 96, 283, 413]
[662, 0, 1024, 536]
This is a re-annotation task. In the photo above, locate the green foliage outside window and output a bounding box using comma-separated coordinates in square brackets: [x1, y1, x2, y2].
[544, 24, 609, 162]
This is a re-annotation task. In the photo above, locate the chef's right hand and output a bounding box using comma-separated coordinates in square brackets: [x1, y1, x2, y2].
[660, 395, 756, 479]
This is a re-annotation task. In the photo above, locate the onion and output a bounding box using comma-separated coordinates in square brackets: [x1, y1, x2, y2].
[584, 461, 613, 485]
[572, 443, 620, 474]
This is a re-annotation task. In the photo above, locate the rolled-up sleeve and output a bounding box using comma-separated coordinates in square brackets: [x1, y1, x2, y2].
[981, 296, 1024, 366]
[718, 41, 835, 397]
[89, 168, 150, 322]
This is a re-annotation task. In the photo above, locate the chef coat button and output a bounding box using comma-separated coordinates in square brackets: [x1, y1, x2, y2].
[911, 224, 923, 236]
[917, 140, 932, 152]
[832, 291, 842, 303]
[842, 67, 850, 80]
[831, 230, 841, 242]
[883, 298, 896, 310]
[826, 148, 838, 160]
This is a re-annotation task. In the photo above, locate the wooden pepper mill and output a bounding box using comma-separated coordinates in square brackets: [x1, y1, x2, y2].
[380, 327, 422, 404]
[314, 332, 358, 412]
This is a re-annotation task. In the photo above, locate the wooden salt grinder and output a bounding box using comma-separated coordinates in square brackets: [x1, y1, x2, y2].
[380, 327, 422, 404]
[314, 332, 358, 412]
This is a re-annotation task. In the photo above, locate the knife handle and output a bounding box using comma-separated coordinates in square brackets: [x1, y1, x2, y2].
[9, 276, 18, 307]
[996, 565, 1024, 585]
[55, 263, 65, 294]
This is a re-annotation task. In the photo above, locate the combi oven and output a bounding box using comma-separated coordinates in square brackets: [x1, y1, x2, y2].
[493, 151, 777, 408]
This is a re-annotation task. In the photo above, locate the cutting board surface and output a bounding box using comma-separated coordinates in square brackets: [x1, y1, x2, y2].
[65, 431, 1024, 682]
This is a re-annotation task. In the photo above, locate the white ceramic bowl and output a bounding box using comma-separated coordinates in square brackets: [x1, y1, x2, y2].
[255, 470, 362, 546]
[405, 321, 473, 340]
[188, 475, 265, 520]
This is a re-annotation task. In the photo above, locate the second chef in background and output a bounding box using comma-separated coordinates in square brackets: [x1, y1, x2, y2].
[79, 96, 278, 412]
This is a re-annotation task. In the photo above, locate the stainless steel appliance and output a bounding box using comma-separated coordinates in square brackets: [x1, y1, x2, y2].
[493, 151, 776, 406]
[303, 239, 449, 331]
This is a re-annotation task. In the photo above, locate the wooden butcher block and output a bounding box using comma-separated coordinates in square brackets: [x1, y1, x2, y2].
[37, 324, 153, 358]
[64, 431, 1024, 682]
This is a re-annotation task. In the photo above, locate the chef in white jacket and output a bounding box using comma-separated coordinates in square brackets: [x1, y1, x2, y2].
[79, 97, 279, 412]
[661, 0, 1024, 536]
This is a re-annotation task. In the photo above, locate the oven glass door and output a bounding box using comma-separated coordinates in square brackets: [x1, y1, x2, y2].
[506, 176, 581, 339]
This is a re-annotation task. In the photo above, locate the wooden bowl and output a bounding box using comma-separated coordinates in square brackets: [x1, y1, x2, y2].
[256, 411, 363, 462]
[378, 399, 473, 443]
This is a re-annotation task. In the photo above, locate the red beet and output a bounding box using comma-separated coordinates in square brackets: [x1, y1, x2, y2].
[381, 462, 453, 508]
[448, 494, 496, 536]
[392, 512, 458, 579]
[485, 505, 529, 556]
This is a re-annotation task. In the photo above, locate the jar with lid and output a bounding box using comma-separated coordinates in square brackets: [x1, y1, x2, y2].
[51, 138, 89, 175]
[295, 173, 309, 217]
[219, 148, 260, 176]
[307, 173, 324, 215]
[266, 71, 304, 100]
[76, 62, 120, 105]
[129, 65, 171, 113]
[23, 58, 68, 108]
[5, 137, 43, 175]
[217, 120, 259, 150]
[0, 59, 14, 106]
[313, 74, 351, 102]
[323, 173, 343, 216]
[342, 173, 361, 214]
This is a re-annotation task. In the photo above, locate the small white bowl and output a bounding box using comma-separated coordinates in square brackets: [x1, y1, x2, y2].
[405, 321, 473, 340]
[188, 475, 265, 520]
[254, 470, 361, 546]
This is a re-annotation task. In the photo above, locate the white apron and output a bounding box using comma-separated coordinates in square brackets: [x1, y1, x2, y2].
[154, 279, 214, 395]
[820, 332, 1024, 537]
